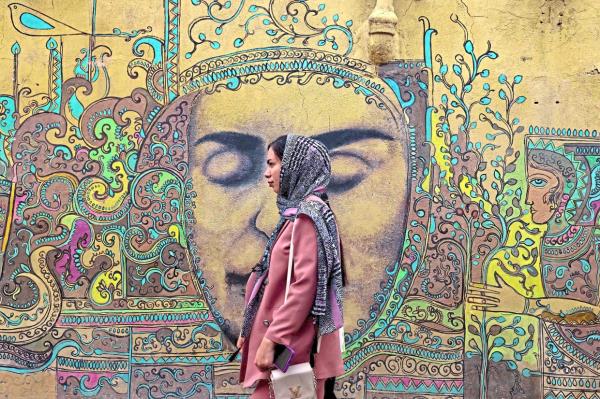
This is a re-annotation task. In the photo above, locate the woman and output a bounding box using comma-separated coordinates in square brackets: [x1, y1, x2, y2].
[238, 135, 346, 398]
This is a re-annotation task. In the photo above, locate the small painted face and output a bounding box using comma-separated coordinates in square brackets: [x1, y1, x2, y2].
[525, 164, 560, 224]
[264, 147, 282, 193]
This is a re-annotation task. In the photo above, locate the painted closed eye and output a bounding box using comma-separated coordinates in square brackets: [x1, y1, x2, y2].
[203, 148, 256, 186]
[313, 128, 393, 193]
[529, 178, 548, 188]
[195, 132, 263, 187]
[329, 151, 371, 193]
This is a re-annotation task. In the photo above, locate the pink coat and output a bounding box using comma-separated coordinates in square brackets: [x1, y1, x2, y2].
[239, 215, 344, 388]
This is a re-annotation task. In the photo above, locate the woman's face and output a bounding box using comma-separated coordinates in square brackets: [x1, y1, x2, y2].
[264, 147, 282, 194]
[526, 163, 560, 224]
[188, 81, 409, 339]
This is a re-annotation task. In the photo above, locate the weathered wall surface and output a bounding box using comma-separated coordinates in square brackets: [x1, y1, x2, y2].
[0, 0, 598, 398]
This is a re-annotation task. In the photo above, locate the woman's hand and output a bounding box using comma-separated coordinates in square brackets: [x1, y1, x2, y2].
[236, 336, 245, 353]
[466, 274, 526, 314]
[254, 337, 276, 371]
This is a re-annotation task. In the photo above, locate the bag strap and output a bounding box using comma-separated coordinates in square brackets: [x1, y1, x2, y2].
[285, 218, 323, 354]
[284, 220, 295, 303]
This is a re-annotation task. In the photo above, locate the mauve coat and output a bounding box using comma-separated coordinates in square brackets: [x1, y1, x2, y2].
[239, 215, 345, 388]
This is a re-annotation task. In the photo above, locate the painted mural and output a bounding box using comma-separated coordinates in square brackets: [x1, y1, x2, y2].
[0, 1, 598, 398]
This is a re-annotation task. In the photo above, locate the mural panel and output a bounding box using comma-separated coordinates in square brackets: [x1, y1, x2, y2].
[0, 1, 598, 398]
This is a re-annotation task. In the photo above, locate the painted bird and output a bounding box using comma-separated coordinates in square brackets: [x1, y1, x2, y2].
[8, 2, 150, 39]
[8, 3, 88, 36]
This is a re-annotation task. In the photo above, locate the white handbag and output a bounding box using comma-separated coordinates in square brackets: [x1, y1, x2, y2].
[271, 362, 316, 399]
[270, 221, 318, 399]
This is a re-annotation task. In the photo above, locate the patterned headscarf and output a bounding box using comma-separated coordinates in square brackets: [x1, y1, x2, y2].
[241, 135, 344, 338]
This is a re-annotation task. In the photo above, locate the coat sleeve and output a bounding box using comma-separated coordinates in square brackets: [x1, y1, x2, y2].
[264, 214, 318, 347]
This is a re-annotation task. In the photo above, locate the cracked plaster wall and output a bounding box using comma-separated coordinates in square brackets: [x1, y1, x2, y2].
[388, 0, 600, 128]
[1, 0, 597, 128]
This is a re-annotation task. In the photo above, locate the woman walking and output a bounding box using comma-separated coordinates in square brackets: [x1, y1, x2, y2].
[238, 135, 345, 398]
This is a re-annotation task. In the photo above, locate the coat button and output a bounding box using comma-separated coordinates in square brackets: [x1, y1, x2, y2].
[263, 320, 270, 326]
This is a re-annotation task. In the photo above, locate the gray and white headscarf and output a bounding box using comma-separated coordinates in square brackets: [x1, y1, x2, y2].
[241, 135, 344, 338]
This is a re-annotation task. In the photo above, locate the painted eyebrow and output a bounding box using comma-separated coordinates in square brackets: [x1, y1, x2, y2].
[193, 129, 391, 150]
[194, 131, 264, 149]
[313, 128, 394, 150]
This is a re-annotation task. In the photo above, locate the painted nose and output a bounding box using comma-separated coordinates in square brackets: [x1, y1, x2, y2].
[525, 190, 533, 205]
[252, 197, 279, 239]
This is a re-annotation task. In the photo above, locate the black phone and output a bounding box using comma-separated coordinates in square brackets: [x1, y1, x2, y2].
[227, 347, 241, 362]
[273, 344, 295, 372]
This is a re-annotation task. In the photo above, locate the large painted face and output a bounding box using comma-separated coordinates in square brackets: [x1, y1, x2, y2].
[525, 163, 561, 224]
[188, 80, 409, 339]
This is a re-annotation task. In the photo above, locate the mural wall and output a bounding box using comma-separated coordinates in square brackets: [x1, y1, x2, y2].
[0, 0, 598, 398]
